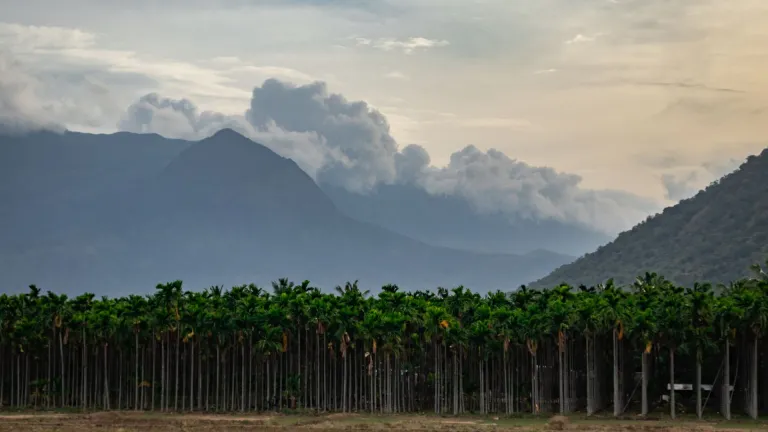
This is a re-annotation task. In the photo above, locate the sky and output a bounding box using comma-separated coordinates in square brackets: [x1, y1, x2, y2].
[1, 0, 768, 233]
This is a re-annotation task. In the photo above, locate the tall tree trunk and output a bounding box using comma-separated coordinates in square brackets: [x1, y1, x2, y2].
[641, 350, 649, 416]
[151, 335, 156, 410]
[134, 333, 139, 410]
[669, 347, 676, 420]
[722, 340, 731, 420]
[750, 335, 759, 419]
[161, 335, 166, 411]
[103, 343, 110, 410]
[175, 328, 180, 411]
[695, 347, 702, 419]
[82, 331, 88, 409]
[613, 330, 620, 417]
[190, 338, 195, 411]
[59, 331, 66, 410]
[559, 334, 565, 414]
[216, 345, 220, 411]
[241, 342, 246, 412]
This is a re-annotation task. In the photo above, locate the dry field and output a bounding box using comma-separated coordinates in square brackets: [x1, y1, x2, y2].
[0, 412, 767, 431]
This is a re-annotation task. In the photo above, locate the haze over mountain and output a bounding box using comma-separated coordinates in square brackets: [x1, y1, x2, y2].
[0, 128, 574, 295]
[531, 149, 768, 288]
[322, 184, 610, 256]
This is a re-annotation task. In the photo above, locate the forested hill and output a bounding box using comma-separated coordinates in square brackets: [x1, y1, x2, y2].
[530, 148, 768, 288]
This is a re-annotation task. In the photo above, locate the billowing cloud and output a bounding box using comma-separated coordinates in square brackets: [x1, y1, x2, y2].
[117, 78, 658, 233]
[418, 145, 655, 232]
[245, 79, 401, 192]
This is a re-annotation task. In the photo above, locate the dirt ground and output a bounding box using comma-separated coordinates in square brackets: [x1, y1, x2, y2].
[0, 412, 767, 432]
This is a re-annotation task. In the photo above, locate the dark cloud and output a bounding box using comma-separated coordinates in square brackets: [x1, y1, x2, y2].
[117, 78, 658, 233]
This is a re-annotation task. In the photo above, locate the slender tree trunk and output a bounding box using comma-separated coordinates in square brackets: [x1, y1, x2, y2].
[559, 334, 565, 414]
[750, 336, 758, 419]
[641, 350, 649, 416]
[152, 335, 156, 411]
[190, 338, 195, 411]
[241, 342, 246, 412]
[216, 345, 220, 411]
[695, 347, 702, 419]
[613, 330, 620, 417]
[103, 343, 110, 410]
[59, 331, 66, 410]
[669, 347, 676, 420]
[722, 340, 731, 420]
[132, 332, 139, 411]
[82, 331, 88, 409]
[161, 335, 166, 412]
[175, 328, 180, 411]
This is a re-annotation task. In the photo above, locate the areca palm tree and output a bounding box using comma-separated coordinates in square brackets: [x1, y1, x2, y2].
[3, 259, 768, 419]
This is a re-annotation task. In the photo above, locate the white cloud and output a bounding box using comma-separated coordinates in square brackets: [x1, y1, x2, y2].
[383, 71, 409, 80]
[355, 36, 449, 54]
[0, 21, 96, 50]
[564, 33, 601, 45]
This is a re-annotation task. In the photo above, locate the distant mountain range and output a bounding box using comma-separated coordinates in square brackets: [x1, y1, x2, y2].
[323, 184, 610, 256]
[530, 148, 768, 288]
[0, 129, 581, 295]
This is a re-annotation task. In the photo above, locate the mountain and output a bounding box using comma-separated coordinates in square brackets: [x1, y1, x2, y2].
[0, 129, 573, 295]
[322, 184, 609, 256]
[530, 150, 768, 288]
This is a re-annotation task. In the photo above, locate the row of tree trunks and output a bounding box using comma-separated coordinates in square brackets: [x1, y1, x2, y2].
[0, 335, 762, 417]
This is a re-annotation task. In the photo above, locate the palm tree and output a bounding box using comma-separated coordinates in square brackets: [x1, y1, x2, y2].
[3, 259, 768, 418]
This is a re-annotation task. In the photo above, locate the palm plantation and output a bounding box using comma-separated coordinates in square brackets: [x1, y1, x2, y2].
[1, 265, 768, 419]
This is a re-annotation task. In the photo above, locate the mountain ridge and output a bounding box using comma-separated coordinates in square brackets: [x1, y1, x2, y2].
[529, 148, 768, 288]
[0, 129, 574, 294]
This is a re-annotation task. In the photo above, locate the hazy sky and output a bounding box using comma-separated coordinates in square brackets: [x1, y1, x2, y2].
[2, 0, 768, 228]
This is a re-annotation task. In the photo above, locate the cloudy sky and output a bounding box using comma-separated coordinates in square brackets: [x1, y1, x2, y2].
[2, 0, 767, 231]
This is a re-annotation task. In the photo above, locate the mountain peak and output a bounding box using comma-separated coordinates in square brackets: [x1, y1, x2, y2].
[208, 128, 246, 141]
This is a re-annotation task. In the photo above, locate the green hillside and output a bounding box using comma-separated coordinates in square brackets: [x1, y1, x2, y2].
[531, 148, 768, 288]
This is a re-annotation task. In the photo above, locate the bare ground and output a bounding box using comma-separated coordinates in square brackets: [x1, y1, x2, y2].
[0, 412, 766, 431]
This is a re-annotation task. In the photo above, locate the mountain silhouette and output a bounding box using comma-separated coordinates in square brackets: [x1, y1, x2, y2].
[0, 129, 573, 294]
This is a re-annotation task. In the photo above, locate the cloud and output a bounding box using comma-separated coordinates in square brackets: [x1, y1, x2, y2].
[661, 157, 745, 201]
[418, 145, 656, 233]
[383, 71, 409, 80]
[565, 33, 600, 45]
[0, 22, 96, 51]
[117, 78, 657, 233]
[245, 78, 400, 191]
[0, 53, 72, 134]
[117, 92, 339, 180]
[354, 36, 449, 54]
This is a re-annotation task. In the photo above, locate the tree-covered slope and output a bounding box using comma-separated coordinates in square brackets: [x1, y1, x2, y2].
[531, 148, 768, 288]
